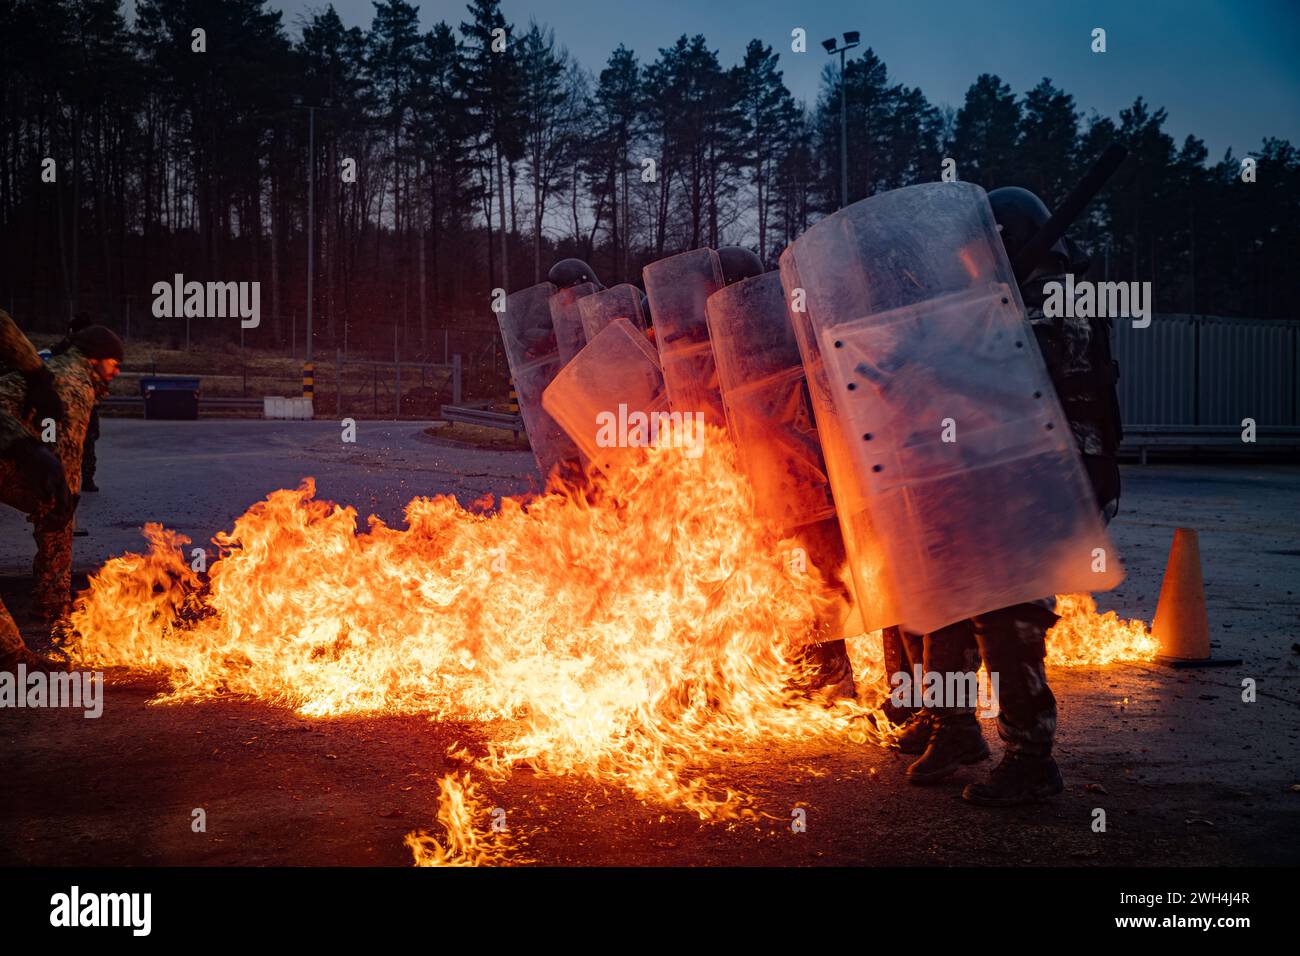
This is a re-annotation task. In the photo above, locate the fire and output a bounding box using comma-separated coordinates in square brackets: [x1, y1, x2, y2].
[67, 424, 1154, 865]
[404, 773, 522, 867]
[1046, 592, 1158, 666]
[70, 425, 883, 860]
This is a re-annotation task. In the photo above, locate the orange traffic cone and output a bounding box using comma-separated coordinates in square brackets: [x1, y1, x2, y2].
[1152, 528, 1240, 668]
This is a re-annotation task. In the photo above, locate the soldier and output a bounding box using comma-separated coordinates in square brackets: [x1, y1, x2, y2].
[0, 310, 72, 672]
[66, 313, 104, 492]
[898, 188, 1123, 799]
[990, 187, 1122, 517]
[547, 258, 604, 292]
[0, 319, 123, 630]
[712, 246, 857, 700]
[944, 186, 1121, 805]
[783, 519, 856, 700]
[879, 627, 923, 725]
[719, 235, 926, 710]
[715, 246, 763, 285]
[39, 313, 103, 490]
[514, 260, 605, 363]
[894, 620, 987, 783]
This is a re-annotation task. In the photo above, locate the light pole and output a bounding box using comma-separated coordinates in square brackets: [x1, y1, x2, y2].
[295, 103, 325, 402]
[822, 31, 860, 209]
[307, 104, 314, 365]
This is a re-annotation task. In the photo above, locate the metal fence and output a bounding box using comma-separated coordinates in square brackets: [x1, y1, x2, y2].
[332, 353, 462, 417]
[1113, 314, 1300, 427]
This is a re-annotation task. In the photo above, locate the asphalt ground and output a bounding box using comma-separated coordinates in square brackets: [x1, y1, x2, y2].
[1, 420, 1297, 866]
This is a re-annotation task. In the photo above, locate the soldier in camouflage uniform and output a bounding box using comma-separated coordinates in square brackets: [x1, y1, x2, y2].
[48, 313, 104, 492]
[0, 310, 74, 671]
[0, 314, 123, 645]
[899, 188, 1123, 804]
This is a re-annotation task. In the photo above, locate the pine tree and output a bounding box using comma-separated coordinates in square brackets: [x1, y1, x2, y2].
[592, 45, 641, 281]
[1017, 78, 1080, 206]
[459, 0, 523, 291]
[952, 73, 1021, 188]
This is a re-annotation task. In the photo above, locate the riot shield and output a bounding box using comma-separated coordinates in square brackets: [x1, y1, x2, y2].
[549, 281, 598, 366]
[642, 249, 727, 428]
[542, 318, 670, 476]
[496, 281, 580, 478]
[706, 270, 859, 642]
[779, 182, 1122, 635]
[706, 271, 836, 531]
[578, 283, 648, 343]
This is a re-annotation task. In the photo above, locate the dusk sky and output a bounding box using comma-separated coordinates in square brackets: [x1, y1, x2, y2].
[244, 0, 1300, 161]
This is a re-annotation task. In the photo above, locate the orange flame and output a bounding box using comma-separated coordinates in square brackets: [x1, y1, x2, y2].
[70, 427, 882, 856]
[1046, 592, 1157, 666]
[67, 424, 1154, 864]
[404, 773, 521, 866]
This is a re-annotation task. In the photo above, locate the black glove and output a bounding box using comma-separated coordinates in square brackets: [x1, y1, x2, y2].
[22, 366, 65, 426]
[14, 438, 72, 517]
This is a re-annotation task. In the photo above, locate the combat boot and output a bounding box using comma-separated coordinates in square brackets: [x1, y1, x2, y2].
[891, 710, 933, 755]
[962, 750, 1064, 806]
[905, 713, 989, 784]
[787, 639, 856, 702]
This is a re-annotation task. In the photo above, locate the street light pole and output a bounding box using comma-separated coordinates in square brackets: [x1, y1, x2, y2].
[823, 32, 861, 210]
[294, 102, 332, 402]
[291, 103, 321, 404]
[840, 47, 848, 210]
[306, 104, 315, 366]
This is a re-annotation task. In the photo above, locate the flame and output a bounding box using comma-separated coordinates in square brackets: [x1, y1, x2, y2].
[67, 423, 1154, 865]
[70, 425, 887, 861]
[1046, 592, 1157, 666]
[404, 773, 521, 867]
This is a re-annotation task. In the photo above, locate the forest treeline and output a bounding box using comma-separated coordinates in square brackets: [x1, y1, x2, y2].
[1, 0, 1296, 357]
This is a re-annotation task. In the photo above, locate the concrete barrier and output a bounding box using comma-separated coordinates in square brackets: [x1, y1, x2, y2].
[263, 396, 314, 420]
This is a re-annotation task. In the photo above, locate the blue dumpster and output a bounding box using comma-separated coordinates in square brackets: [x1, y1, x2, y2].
[140, 377, 200, 420]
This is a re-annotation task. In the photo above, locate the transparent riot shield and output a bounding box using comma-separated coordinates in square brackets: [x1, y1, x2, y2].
[549, 282, 598, 366]
[780, 182, 1121, 635]
[542, 318, 670, 476]
[497, 281, 580, 478]
[642, 249, 727, 428]
[781, 253, 899, 633]
[706, 270, 859, 642]
[706, 272, 836, 531]
[578, 283, 647, 343]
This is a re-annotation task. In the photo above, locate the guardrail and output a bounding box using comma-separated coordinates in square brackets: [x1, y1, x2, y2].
[101, 396, 264, 412]
[1121, 425, 1300, 464]
[441, 404, 523, 439]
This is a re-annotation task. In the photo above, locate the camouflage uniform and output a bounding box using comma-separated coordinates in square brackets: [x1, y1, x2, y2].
[1024, 274, 1123, 516]
[0, 312, 47, 656]
[0, 314, 102, 627]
